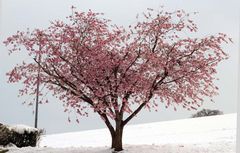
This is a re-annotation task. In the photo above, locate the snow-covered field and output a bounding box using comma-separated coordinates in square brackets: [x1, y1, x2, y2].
[6, 114, 237, 153]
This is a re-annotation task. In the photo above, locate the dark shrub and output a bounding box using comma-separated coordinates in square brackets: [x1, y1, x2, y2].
[0, 124, 42, 148]
[11, 130, 39, 147]
[191, 108, 223, 118]
[0, 124, 12, 146]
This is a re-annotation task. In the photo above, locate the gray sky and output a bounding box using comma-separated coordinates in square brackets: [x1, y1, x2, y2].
[0, 0, 239, 134]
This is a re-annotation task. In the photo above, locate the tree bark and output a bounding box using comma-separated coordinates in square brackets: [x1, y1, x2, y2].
[111, 123, 124, 151]
[101, 113, 124, 151]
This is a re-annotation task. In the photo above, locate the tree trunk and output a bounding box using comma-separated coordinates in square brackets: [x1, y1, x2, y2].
[110, 121, 124, 151]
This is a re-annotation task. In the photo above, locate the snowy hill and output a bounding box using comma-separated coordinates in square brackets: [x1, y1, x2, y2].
[7, 113, 236, 153]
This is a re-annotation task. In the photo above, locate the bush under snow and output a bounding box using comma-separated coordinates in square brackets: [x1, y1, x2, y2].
[0, 124, 41, 148]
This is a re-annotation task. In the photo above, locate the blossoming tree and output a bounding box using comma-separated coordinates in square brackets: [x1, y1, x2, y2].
[4, 8, 230, 151]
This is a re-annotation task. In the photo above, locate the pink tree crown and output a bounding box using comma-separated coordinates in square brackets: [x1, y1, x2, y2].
[4, 7, 231, 124]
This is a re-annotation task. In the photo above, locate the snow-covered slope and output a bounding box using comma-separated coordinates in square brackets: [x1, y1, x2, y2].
[8, 113, 237, 153]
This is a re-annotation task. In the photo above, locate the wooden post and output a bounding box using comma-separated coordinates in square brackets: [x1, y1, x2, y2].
[34, 54, 41, 128]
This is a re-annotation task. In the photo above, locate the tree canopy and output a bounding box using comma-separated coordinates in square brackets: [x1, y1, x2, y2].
[4, 7, 230, 151]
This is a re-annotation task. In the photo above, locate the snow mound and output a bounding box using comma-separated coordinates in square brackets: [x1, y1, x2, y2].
[40, 113, 236, 148]
[8, 125, 38, 134]
[5, 113, 237, 153]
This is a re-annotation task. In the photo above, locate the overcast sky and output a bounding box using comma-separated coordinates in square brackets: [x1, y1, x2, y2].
[0, 0, 239, 134]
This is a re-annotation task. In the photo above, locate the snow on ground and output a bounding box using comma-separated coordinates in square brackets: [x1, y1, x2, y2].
[6, 113, 237, 153]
